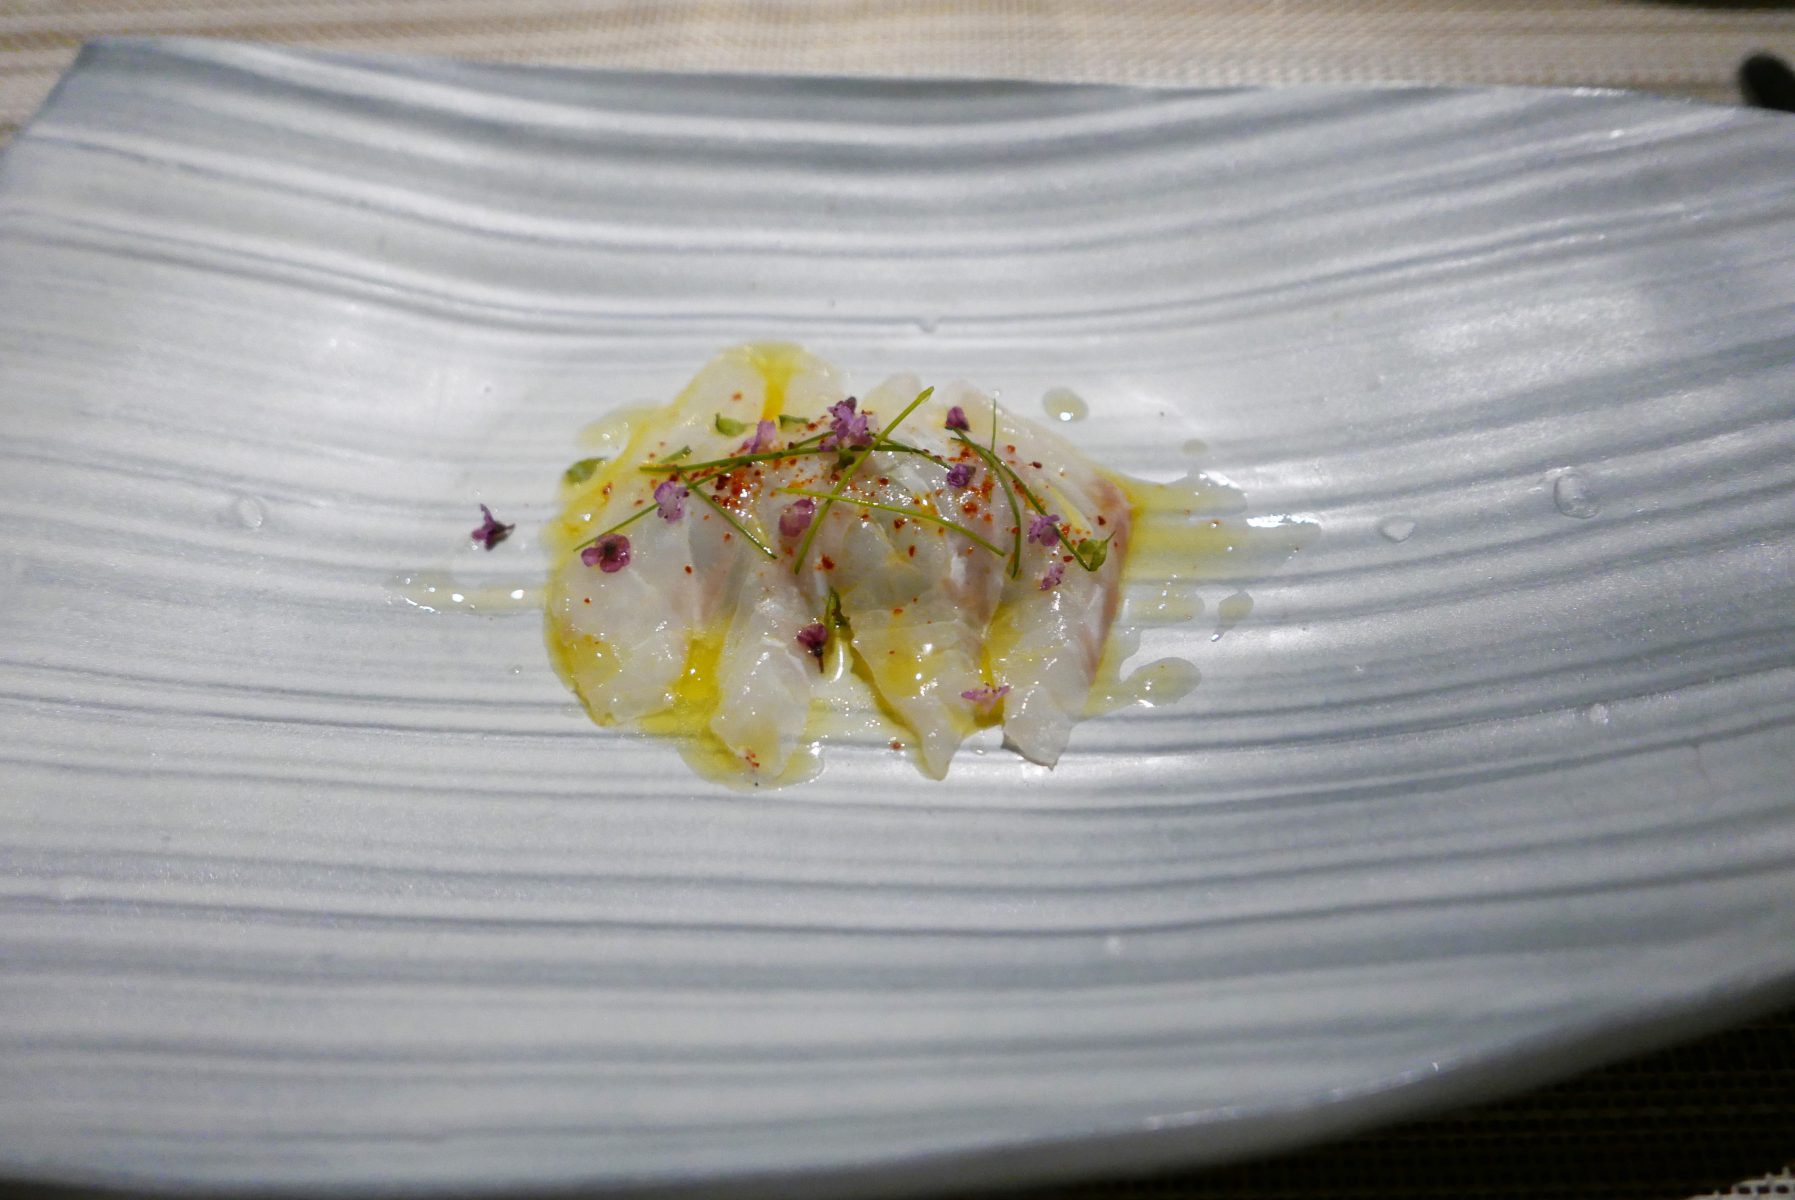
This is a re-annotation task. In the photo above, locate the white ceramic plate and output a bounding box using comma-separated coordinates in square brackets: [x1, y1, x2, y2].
[3, 38, 1794, 1195]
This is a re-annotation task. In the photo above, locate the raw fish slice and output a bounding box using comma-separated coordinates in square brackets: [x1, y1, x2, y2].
[707, 556, 823, 775]
[550, 352, 782, 720]
[801, 377, 1008, 777]
[987, 421, 1131, 766]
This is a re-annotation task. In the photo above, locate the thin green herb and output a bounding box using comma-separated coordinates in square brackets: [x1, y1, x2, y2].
[779, 487, 1004, 558]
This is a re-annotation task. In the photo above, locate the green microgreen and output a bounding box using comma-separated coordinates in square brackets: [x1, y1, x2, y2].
[562, 457, 608, 486]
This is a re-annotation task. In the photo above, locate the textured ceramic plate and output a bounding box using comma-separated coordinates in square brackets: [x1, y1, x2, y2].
[3, 37, 1794, 1196]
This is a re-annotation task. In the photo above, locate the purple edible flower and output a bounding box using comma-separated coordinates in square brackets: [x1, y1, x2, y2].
[944, 405, 970, 431]
[819, 396, 873, 451]
[1027, 511, 1062, 547]
[470, 504, 514, 550]
[743, 419, 777, 453]
[779, 497, 817, 538]
[961, 683, 1011, 713]
[580, 534, 632, 574]
[945, 462, 975, 489]
[653, 479, 688, 522]
[1039, 561, 1065, 591]
[796, 622, 828, 668]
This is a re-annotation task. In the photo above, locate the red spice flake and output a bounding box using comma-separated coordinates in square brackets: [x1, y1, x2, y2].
[889, 739, 905, 751]
[820, 555, 835, 570]
[891, 607, 903, 616]
[961, 501, 978, 515]
[907, 545, 916, 557]
[876, 477, 888, 486]
[583, 597, 591, 605]
[684, 565, 693, 574]
[723, 532, 733, 542]
[1096, 515, 1107, 526]
[1005, 444, 1016, 454]
[1029, 461, 1043, 469]
[731, 391, 743, 400]
[893, 518, 907, 529]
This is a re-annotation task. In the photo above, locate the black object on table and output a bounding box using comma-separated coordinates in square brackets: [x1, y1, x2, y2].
[1741, 52, 1795, 111]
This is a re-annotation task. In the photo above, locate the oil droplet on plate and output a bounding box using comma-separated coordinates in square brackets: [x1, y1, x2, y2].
[1180, 437, 1208, 458]
[1212, 591, 1254, 640]
[1041, 387, 1088, 423]
[1132, 586, 1203, 624]
[1089, 657, 1200, 714]
[1377, 515, 1416, 543]
[914, 315, 939, 334]
[1130, 658, 1200, 707]
[1553, 472, 1600, 519]
[1585, 702, 1612, 726]
[232, 496, 265, 530]
[389, 572, 541, 614]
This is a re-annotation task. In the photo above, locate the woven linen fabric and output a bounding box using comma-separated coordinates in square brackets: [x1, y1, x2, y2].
[6, 0, 1795, 141]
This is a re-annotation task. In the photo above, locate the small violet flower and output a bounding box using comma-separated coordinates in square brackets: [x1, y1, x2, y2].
[1027, 511, 1062, 547]
[961, 684, 1011, 713]
[653, 479, 688, 522]
[580, 533, 632, 573]
[819, 396, 873, 451]
[742, 419, 777, 454]
[945, 462, 975, 489]
[1039, 561, 1066, 591]
[779, 497, 817, 538]
[471, 504, 514, 550]
[796, 622, 828, 668]
[944, 405, 970, 432]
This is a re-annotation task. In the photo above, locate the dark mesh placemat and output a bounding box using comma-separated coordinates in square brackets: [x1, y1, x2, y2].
[962, 1005, 1795, 1200]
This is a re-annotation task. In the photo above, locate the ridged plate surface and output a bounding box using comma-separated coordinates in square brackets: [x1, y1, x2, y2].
[2, 38, 1794, 1194]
